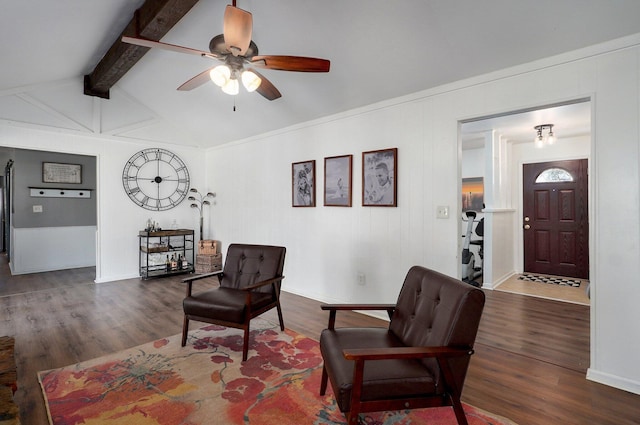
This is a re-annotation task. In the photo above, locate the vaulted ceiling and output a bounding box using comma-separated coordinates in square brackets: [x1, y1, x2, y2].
[3, 1, 640, 148]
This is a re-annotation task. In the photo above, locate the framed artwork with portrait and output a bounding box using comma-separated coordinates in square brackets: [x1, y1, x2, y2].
[362, 148, 397, 207]
[324, 155, 352, 207]
[292, 160, 316, 207]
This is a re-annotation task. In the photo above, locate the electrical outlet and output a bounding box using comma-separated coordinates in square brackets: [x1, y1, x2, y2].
[33, 205, 43, 213]
[436, 205, 449, 219]
[357, 273, 366, 286]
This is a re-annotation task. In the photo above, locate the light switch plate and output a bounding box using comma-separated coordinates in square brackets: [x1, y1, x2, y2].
[33, 205, 43, 213]
[436, 205, 449, 219]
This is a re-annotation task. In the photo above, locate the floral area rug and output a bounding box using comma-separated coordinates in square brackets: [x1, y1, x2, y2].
[38, 319, 516, 425]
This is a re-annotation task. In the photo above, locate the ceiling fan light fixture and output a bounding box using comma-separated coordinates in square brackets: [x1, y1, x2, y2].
[221, 78, 239, 95]
[210, 65, 231, 87]
[241, 70, 262, 92]
[121, 5, 329, 100]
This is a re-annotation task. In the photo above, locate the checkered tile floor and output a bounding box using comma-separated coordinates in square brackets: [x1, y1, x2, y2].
[518, 273, 582, 287]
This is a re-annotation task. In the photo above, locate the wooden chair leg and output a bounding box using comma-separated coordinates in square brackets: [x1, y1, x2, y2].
[439, 358, 468, 425]
[320, 365, 328, 395]
[181, 316, 189, 347]
[276, 302, 285, 331]
[346, 411, 360, 425]
[451, 397, 469, 425]
[242, 325, 250, 361]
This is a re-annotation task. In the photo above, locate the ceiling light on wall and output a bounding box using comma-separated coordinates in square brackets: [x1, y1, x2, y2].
[534, 124, 556, 148]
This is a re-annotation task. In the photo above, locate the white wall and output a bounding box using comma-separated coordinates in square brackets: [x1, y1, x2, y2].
[205, 35, 640, 395]
[0, 79, 209, 282]
[10, 226, 96, 274]
[462, 147, 485, 179]
[0, 124, 206, 283]
[208, 100, 442, 305]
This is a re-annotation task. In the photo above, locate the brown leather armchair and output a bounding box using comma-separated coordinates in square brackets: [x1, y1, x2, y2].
[319, 266, 485, 425]
[182, 243, 286, 361]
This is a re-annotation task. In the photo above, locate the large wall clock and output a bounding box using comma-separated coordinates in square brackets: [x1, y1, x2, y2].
[122, 148, 190, 211]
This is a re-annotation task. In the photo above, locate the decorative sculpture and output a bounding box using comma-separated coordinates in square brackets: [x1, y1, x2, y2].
[188, 188, 215, 240]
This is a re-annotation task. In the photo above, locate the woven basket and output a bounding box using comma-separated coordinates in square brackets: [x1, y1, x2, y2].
[195, 253, 222, 273]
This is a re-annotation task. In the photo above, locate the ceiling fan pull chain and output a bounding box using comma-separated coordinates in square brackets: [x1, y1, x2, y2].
[233, 97, 236, 112]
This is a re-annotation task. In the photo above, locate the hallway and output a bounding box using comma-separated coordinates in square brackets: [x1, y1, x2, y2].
[495, 273, 590, 305]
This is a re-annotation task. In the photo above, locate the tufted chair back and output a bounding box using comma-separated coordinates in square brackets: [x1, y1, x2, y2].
[181, 243, 286, 361]
[319, 265, 485, 425]
[389, 266, 485, 390]
[220, 244, 286, 295]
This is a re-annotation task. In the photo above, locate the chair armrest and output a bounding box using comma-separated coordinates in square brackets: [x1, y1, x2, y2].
[182, 270, 223, 284]
[182, 270, 223, 297]
[241, 275, 285, 291]
[238, 276, 285, 307]
[321, 304, 396, 311]
[343, 345, 473, 361]
[321, 304, 396, 329]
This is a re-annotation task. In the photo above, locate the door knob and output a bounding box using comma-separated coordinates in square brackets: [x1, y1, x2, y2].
[524, 217, 530, 222]
[524, 224, 531, 230]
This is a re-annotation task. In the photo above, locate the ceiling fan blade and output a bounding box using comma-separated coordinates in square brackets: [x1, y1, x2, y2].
[177, 68, 214, 91]
[122, 36, 220, 59]
[250, 69, 282, 101]
[250, 55, 330, 72]
[223, 5, 252, 56]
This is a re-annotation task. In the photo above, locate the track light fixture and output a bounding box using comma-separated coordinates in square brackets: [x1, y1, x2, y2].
[534, 124, 556, 148]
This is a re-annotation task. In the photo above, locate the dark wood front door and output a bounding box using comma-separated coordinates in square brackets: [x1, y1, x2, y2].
[523, 159, 589, 279]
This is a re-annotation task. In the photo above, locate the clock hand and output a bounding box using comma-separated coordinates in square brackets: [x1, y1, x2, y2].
[147, 175, 174, 183]
[143, 175, 174, 183]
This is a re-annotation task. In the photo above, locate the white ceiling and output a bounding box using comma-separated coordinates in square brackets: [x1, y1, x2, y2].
[461, 100, 592, 150]
[2, 1, 640, 148]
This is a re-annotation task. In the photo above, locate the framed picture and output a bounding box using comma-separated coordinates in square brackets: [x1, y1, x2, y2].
[292, 160, 316, 207]
[462, 177, 484, 212]
[363, 148, 397, 207]
[42, 162, 82, 184]
[324, 155, 352, 207]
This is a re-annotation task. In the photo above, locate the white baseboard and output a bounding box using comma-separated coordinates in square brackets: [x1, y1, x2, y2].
[94, 272, 141, 283]
[587, 368, 640, 396]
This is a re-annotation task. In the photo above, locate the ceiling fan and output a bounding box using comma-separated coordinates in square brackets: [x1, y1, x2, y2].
[122, 2, 330, 100]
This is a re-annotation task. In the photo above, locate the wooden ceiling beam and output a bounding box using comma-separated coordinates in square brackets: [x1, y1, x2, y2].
[84, 0, 200, 99]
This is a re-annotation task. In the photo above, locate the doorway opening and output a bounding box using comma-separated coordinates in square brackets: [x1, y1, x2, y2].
[0, 147, 97, 280]
[460, 99, 591, 305]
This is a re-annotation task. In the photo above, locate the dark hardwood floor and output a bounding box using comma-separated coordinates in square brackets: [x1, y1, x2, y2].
[1, 254, 639, 425]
